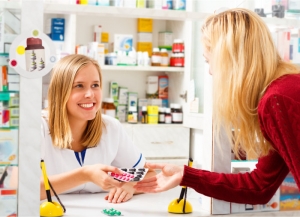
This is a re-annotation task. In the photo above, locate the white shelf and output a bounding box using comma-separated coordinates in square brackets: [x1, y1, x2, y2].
[122, 123, 185, 127]
[0, 1, 21, 9]
[262, 16, 300, 27]
[101, 65, 184, 72]
[43, 3, 210, 21]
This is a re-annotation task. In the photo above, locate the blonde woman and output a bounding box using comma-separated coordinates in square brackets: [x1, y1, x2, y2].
[135, 8, 300, 204]
[41, 54, 155, 203]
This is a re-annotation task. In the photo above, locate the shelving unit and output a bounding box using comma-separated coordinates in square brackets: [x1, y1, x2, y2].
[43, 3, 211, 21]
[5, 1, 300, 216]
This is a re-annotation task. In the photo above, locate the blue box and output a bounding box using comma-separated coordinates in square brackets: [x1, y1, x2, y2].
[51, 18, 65, 27]
[51, 33, 64, 41]
[51, 26, 64, 34]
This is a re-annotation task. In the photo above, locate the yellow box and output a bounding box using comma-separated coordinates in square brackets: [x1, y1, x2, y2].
[101, 32, 109, 43]
[147, 105, 158, 124]
[137, 42, 153, 56]
[137, 18, 153, 32]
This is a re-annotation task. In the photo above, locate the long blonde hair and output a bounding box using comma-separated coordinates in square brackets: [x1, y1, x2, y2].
[48, 54, 103, 149]
[201, 8, 299, 158]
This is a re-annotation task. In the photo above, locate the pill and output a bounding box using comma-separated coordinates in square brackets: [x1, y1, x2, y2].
[121, 168, 127, 172]
[136, 171, 144, 175]
[138, 168, 146, 171]
[129, 168, 136, 172]
[133, 177, 140, 181]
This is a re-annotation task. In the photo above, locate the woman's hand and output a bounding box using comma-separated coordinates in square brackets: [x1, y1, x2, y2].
[134, 162, 183, 193]
[82, 164, 123, 190]
[104, 182, 135, 203]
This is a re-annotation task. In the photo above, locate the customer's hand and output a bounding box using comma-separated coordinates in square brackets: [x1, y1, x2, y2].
[105, 182, 135, 203]
[134, 162, 183, 193]
[82, 164, 123, 190]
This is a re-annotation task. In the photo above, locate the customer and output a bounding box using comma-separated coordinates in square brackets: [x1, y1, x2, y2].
[41, 54, 155, 203]
[135, 8, 300, 204]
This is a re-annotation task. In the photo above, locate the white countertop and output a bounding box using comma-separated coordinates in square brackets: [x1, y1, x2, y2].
[51, 187, 300, 217]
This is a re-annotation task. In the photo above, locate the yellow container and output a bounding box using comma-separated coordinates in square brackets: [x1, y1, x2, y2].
[79, 0, 88, 4]
[147, 105, 158, 124]
[137, 18, 153, 32]
[137, 42, 153, 56]
[101, 32, 109, 43]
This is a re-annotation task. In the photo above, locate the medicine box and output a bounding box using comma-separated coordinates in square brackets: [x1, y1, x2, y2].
[97, 43, 105, 66]
[137, 18, 153, 32]
[117, 105, 127, 123]
[158, 31, 173, 50]
[47, 18, 65, 27]
[146, 76, 158, 99]
[0, 188, 17, 217]
[127, 92, 138, 109]
[101, 32, 109, 43]
[109, 81, 119, 101]
[147, 0, 162, 9]
[137, 42, 152, 56]
[137, 33, 153, 42]
[118, 87, 128, 105]
[94, 25, 102, 43]
[97, 0, 109, 6]
[114, 34, 133, 52]
[0, 129, 18, 165]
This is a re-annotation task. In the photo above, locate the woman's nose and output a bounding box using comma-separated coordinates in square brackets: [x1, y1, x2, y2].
[85, 88, 94, 98]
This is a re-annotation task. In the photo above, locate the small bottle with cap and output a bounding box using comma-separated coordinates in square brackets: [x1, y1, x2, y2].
[158, 107, 165, 124]
[141, 106, 148, 124]
[128, 106, 138, 124]
[165, 108, 172, 124]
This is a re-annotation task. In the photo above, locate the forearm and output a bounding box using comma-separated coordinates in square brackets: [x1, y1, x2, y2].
[40, 167, 88, 200]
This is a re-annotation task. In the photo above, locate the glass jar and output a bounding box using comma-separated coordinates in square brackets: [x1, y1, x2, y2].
[158, 107, 165, 124]
[141, 106, 148, 124]
[160, 48, 169, 66]
[171, 104, 183, 124]
[172, 39, 184, 53]
[151, 47, 161, 66]
[165, 108, 172, 124]
[102, 98, 116, 118]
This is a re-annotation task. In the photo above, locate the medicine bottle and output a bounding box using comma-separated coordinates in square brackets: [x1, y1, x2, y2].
[141, 106, 148, 124]
[172, 39, 184, 53]
[165, 108, 172, 124]
[128, 106, 138, 124]
[151, 48, 161, 66]
[160, 48, 169, 66]
[171, 104, 183, 124]
[102, 98, 116, 118]
[158, 107, 165, 124]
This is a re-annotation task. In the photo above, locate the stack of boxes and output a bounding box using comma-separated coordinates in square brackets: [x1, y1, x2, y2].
[137, 18, 153, 57]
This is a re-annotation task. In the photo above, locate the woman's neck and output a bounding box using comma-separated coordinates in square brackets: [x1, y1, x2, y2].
[68, 119, 88, 152]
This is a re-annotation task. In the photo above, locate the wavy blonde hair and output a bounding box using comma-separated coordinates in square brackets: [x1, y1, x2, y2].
[48, 54, 103, 149]
[201, 8, 299, 158]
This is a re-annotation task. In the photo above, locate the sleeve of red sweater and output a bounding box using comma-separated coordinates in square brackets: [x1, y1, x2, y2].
[180, 93, 300, 204]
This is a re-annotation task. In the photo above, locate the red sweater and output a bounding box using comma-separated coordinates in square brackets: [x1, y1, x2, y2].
[180, 74, 300, 204]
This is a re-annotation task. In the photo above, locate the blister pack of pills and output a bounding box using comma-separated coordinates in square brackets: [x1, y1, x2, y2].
[109, 168, 148, 182]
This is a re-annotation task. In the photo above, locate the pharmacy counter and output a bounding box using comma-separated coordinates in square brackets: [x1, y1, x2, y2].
[54, 187, 300, 217]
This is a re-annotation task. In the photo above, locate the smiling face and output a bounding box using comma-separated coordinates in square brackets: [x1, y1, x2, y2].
[66, 63, 102, 124]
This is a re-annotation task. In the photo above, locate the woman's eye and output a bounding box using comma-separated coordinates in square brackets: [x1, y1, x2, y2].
[92, 84, 100, 88]
[74, 84, 83, 88]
